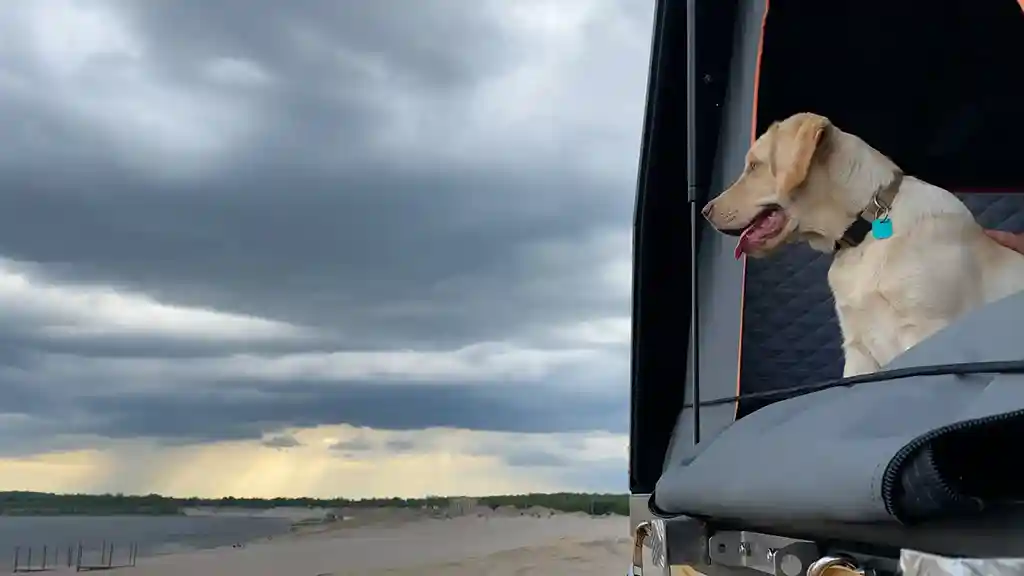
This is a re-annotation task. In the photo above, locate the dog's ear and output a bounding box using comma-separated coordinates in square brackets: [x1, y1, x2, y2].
[776, 114, 831, 196]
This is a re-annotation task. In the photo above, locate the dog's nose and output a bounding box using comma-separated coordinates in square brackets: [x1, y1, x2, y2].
[701, 202, 714, 220]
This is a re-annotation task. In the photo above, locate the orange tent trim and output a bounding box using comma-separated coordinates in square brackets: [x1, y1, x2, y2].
[734, 0, 769, 419]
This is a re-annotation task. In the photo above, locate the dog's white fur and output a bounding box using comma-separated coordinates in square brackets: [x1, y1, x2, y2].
[703, 112, 1024, 377]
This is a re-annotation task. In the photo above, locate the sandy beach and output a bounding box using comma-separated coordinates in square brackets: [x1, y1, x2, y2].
[11, 512, 637, 576]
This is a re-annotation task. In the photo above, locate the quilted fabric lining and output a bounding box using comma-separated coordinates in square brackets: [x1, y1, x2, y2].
[737, 193, 1024, 416]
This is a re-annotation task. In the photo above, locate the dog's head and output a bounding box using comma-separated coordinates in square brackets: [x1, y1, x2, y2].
[702, 112, 898, 258]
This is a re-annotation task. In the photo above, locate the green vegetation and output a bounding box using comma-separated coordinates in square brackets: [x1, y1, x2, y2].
[0, 492, 182, 516]
[0, 491, 629, 517]
[478, 493, 628, 516]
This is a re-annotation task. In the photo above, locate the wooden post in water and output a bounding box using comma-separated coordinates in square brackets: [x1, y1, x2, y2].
[67, 544, 73, 567]
[76, 542, 83, 572]
[107, 542, 114, 568]
[41, 545, 47, 570]
[25, 546, 32, 571]
[13, 546, 19, 573]
[129, 542, 138, 566]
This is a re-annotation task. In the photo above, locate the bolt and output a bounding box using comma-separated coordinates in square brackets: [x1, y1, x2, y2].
[779, 554, 803, 576]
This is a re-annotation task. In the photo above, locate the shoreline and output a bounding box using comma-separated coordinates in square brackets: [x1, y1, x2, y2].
[1, 506, 629, 569]
[124, 513, 632, 576]
[0, 509, 633, 575]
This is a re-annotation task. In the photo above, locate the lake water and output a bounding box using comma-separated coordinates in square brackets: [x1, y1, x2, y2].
[0, 516, 293, 568]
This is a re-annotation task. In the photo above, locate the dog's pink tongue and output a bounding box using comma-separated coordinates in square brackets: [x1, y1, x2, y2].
[734, 227, 754, 260]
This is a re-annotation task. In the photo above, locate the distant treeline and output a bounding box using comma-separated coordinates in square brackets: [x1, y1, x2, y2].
[0, 491, 629, 517]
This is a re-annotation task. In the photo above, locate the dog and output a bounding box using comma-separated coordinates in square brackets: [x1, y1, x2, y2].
[702, 112, 1024, 377]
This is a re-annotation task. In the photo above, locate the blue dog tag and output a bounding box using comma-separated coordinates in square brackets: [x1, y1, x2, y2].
[872, 217, 893, 240]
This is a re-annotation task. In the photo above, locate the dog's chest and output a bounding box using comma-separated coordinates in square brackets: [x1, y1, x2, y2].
[828, 246, 897, 310]
[827, 236, 978, 366]
[828, 248, 905, 353]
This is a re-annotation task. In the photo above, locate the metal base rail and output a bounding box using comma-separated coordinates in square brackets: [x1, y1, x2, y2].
[628, 516, 900, 576]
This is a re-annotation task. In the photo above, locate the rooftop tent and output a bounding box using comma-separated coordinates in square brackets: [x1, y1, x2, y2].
[630, 0, 1024, 569]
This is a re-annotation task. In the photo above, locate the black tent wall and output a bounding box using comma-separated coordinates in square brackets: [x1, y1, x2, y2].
[630, 0, 740, 494]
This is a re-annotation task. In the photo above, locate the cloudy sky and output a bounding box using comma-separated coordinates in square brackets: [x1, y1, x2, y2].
[0, 0, 652, 499]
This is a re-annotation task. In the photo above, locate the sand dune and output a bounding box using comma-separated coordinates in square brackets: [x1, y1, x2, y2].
[79, 513, 635, 576]
[339, 537, 633, 576]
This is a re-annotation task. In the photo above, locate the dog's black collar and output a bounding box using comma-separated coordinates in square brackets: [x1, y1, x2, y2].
[834, 173, 903, 251]
[836, 218, 874, 250]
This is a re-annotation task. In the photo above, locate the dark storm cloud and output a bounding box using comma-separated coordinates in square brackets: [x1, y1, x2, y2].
[384, 439, 417, 453]
[0, 163, 626, 347]
[0, 335, 629, 452]
[325, 435, 416, 455]
[117, 0, 521, 90]
[0, 330, 334, 359]
[0, 0, 645, 347]
[0, 348, 627, 455]
[69, 380, 627, 442]
[0, 0, 650, 447]
[260, 434, 303, 449]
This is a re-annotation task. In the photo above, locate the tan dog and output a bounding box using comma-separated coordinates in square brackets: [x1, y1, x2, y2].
[703, 112, 1024, 377]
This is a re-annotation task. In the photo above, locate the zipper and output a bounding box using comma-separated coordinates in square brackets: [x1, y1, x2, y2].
[880, 408, 1024, 522]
